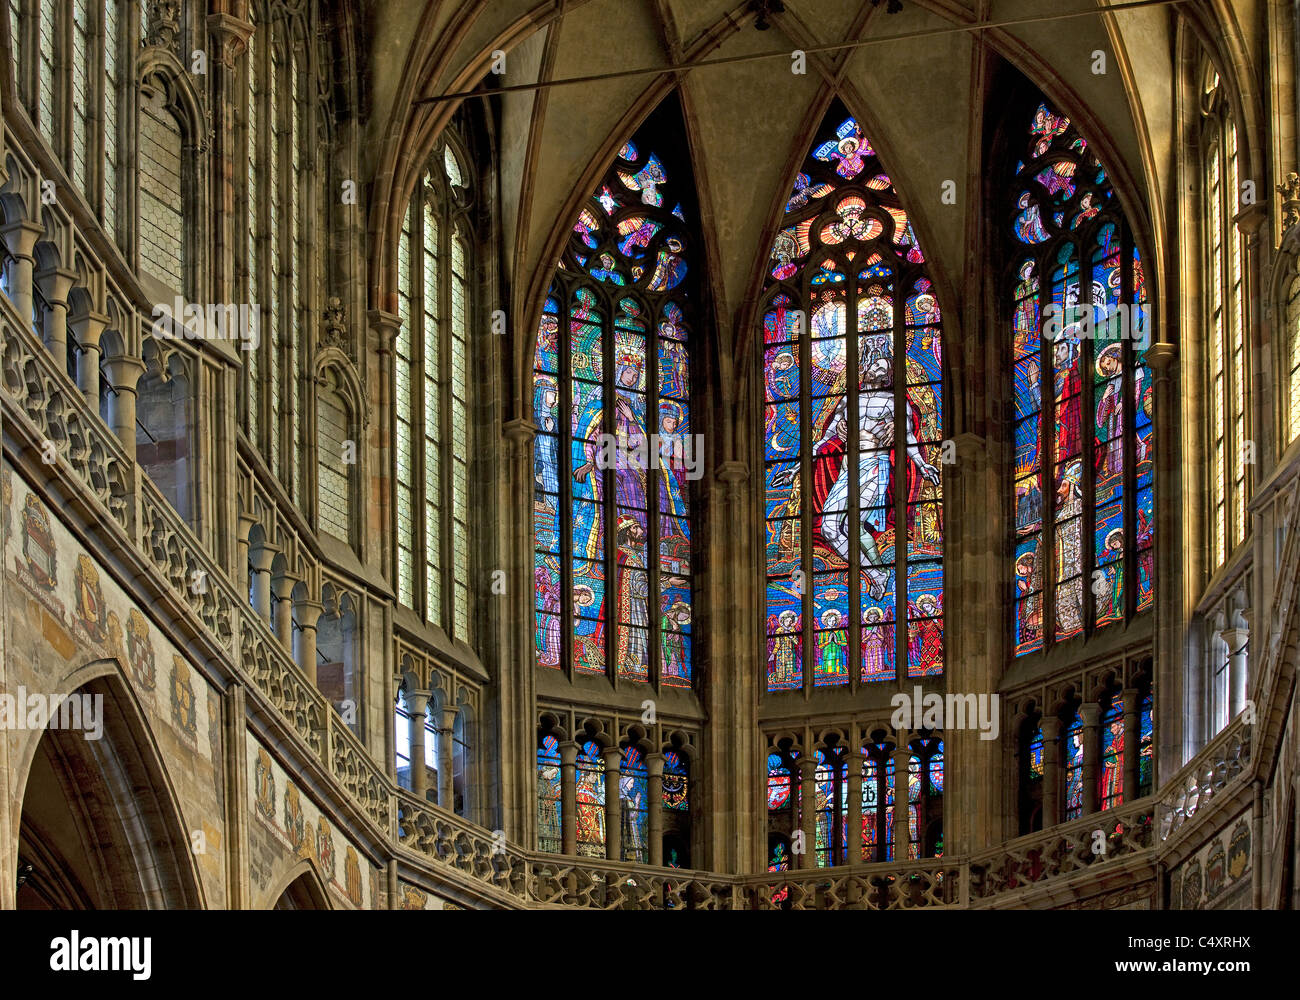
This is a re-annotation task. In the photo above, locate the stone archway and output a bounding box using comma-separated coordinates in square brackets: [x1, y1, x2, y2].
[14, 673, 204, 909]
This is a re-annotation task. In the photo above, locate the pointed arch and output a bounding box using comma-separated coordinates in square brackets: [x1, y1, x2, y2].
[760, 97, 946, 693]
[264, 857, 335, 910]
[1001, 92, 1154, 658]
[530, 96, 701, 689]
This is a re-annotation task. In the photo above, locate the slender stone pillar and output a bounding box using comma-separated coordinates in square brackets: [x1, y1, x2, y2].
[248, 544, 276, 621]
[1041, 717, 1061, 827]
[437, 705, 457, 812]
[844, 747, 864, 865]
[892, 744, 912, 861]
[558, 740, 578, 855]
[293, 598, 324, 686]
[405, 689, 431, 801]
[33, 266, 76, 370]
[1122, 687, 1141, 804]
[236, 512, 258, 600]
[271, 574, 297, 650]
[1220, 625, 1249, 720]
[67, 309, 108, 407]
[798, 755, 818, 870]
[100, 353, 147, 461]
[646, 752, 665, 867]
[603, 746, 622, 862]
[1081, 703, 1101, 816]
[0, 219, 43, 328]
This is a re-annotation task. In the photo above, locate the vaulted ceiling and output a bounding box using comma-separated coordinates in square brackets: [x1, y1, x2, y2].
[361, 0, 1184, 415]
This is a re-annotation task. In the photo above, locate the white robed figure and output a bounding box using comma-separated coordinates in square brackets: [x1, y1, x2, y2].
[820, 357, 940, 599]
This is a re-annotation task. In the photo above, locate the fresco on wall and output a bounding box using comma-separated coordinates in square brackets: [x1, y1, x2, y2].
[1170, 812, 1252, 909]
[247, 735, 379, 909]
[1, 459, 227, 906]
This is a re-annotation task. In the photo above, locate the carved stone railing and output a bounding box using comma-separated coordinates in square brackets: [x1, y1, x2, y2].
[396, 791, 529, 902]
[139, 475, 236, 651]
[329, 713, 393, 831]
[967, 797, 1155, 904]
[0, 305, 133, 531]
[523, 855, 738, 910]
[238, 608, 329, 759]
[1155, 716, 1252, 843]
[738, 859, 962, 910]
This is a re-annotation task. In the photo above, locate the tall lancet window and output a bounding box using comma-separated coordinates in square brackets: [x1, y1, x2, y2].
[533, 109, 697, 687]
[1008, 100, 1154, 657]
[1200, 68, 1249, 566]
[762, 102, 945, 692]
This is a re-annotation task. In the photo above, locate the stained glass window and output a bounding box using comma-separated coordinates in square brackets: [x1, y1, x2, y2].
[620, 746, 649, 862]
[662, 750, 689, 810]
[1200, 70, 1250, 566]
[913, 737, 943, 858]
[71, 0, 91, 195]
[813, 749, 840, 866]
[1098, 691, 1124, 810]
[1138, 690, 1154, 797]
[393, 137, 474, 640]
[763, 102, 945, 692]
[537, 734, 563, 853]
[104, 0, 120, 241]
[1009, 99, 1154, 656]
[1020, 719, 1044, 834]
[1287, 272, 1300, 444]
[575, 739, 606, 858]
[1062, 708, 1085, 821]
[532, 123, 696, 686]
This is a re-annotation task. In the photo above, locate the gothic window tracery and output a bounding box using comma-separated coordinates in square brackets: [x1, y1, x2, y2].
[763, 101, 945, 692]
[1008, 98, 1154, 656]
[532, 113, 697, 687]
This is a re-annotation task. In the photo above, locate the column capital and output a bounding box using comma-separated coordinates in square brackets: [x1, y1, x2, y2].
[403, 688, 431, 714]
[644, 751, 665, 778]
[32, 266, 77, 307]
[557, 740, 579, 767]
[270, 572, 299, 601]
[503, 417, 538, 446]
[293, 598, 325, 631]
[1079, 703, 1101, 728]
[1121, 687, 1142, 713]
[248, 542, 279, 573]
[601, 744, 623, 770]
[1145, 341, 1177, 373]
[1218, 626, 1249, 654]
[367, 308, 402, 355]
[101, 354, 148, 393]
[437, 704, 458, 732]
[205, 11, 255, 66]
[797, 754, 818, 779]
[68, 310, 109, 350]
[1040, 715, 1061, 739]
[0, 218, 44, 261]
[717, 460, 749, 486]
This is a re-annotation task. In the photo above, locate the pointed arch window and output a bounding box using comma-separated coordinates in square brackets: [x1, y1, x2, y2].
[575, 739, 606, 858]
[763, 104, 945, 692]
[532, 126, 697, 687]
[1201, 68, 1249, 565]
[394, 135, 474, 640]
[1286, 272, 1300, 444]
[1019, 718, 1045, 834]
[619, 746, 649, 862]
[536, 734, 563, 853]
[1008, 100, 1154, 657]
[1062, 707, 1085, 821]
[1098, 690, 1124, 810]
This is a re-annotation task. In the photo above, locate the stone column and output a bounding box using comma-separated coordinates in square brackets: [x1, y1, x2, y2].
[1122, 687, 1141, 803]
[1220, 624, 1250, 720]
[797, 755, 818, 870]
[602, 746, 622, 862]
[67, 309, 108, 407]
[1041, 716, 1061, 827]
[645, 752, 665, 867]
[100, 353, 146, 461]
[248, 544, 276, 621]
[236, 512, 258, 600]
[33, 265, 76, 370]
[437, 705, 457, 812]
[0, 219, 44, 328]
[405, 689, 431, 801]
[1081, 703, 1101, 816]
[844, 747, 864, 865]
[204, 12, 255, 304]
[271, 574, 297, 651]
[558, 740, 578, 856]
[892, 744, 912, 861]
[293, 598, 323, 686]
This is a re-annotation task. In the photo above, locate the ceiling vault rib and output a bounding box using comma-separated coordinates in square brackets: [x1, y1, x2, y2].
[414, 0, 1187, 105]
